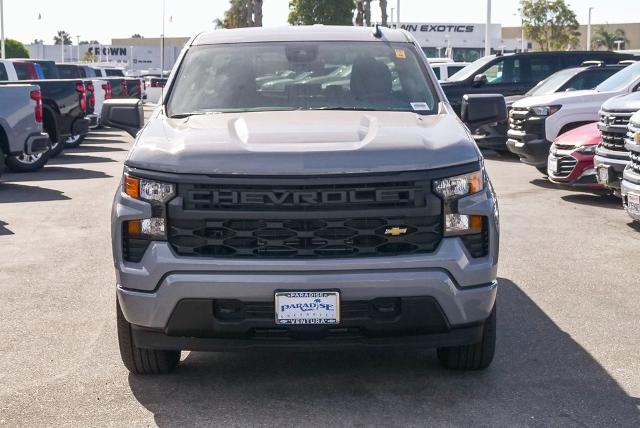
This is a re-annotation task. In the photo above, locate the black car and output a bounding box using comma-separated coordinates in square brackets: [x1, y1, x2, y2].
[441, 51, 637, 115]
[474, 62, 630, 149]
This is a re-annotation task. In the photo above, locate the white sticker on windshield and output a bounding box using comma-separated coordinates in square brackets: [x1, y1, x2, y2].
[410, 102, 430, 111]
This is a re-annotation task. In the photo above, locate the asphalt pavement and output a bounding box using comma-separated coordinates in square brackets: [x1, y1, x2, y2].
[1, 123, 639, 426]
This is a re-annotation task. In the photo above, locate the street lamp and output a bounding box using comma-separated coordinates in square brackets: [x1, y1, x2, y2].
[76, 35, 80, 62]
[587, 7, 594, 50]
[485, 0, 492, 56]
[1, 0, 5, 59]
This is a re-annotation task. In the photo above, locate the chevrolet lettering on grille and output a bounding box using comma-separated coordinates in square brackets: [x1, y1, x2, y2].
[188, 188, 417, 207]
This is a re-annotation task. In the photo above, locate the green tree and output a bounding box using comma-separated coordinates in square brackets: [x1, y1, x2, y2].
[288, 0, 355, 26]
[81, 51, 98, 63]
[0, 39, 30, 58]
[131, 34, 144, 39]
[53, 30, 72, 45]
[592, 26, 628, 50]
[521, 0, 580, 51]
[215, 0, 263, 29]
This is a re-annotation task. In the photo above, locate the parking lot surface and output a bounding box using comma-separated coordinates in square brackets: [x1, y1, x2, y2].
[1, 124, 639, 426]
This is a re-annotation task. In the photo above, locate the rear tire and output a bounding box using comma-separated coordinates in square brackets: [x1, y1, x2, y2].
[437, 304, 496, 370]
[48, 138, 65, 158]
[117, 300, 180, 375]
[5, 151, 50, 173]
[64, 134, 86, 148]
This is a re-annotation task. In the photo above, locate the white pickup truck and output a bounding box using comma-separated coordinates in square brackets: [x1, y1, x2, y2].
[506, 61, 640, 172]
[0, 85, 50, 176]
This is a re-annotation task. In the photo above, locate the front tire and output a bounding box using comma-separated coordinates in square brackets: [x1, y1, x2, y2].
[437, 304, 496, 370]
[117, 300, 180, 375]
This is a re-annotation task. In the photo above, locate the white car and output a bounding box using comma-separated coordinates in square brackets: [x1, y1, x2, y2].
[506, 61, 640, 170]
[0, 59, 20, 81]
[430, 62, 470, 82]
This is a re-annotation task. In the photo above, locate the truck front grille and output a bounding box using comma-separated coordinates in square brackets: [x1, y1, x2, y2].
[599, 112, 633, 152]
[508, 108, 528, 132]
[553, 155, 578, 177]
[166, 171, 452, 259]
[630, 151, 640, 174]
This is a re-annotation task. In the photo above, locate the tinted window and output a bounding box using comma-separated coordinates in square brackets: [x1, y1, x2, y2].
[13, 63, 31, 80]
[563, 69, 620, 91]
[483, 58, 521, 85]
[447, 55, 495, 81]
[0, 64, 8, 81]
[597, 62, 640, 92]
[527, 57, 560, 83]
[168, 42, 439, 116]
[35, 61, 59, 79]
[432, 66, 441, 79]
[82, 66, 96, 77]
[57, 65, 80, 78]
[90, 67, 103, 77]
[447, 65, 465, 76]
[105, 69, 125, 77]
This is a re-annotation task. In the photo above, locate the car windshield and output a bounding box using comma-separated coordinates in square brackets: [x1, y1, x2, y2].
[446, 55, 495, 82]
[167, 41, 439, 116]
[526, 68, 579, 96]
[596, 62, 640, 92]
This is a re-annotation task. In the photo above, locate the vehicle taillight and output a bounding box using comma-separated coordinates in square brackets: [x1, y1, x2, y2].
[76, 83, 87, 112]
[121, 80, 128, 97]
[30, 90, 43, 123]
[102, 82, 112, 100]
[87, 83, 96, 107]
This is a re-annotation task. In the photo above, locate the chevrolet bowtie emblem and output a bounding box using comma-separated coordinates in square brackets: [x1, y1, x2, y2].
[635, 132, 640, 144]
[385, 227, 408, 236]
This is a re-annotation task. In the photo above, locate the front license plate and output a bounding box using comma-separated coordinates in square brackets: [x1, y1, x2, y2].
[275, 291, 340, 325]
[598, 167, 609, 184]
[628, 193, 640, 214]
[548, 157, 558, 173]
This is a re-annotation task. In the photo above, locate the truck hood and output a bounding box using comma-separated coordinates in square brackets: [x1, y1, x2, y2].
[600, 92, 640, 112]
[126, 110, 480, 175]
[511, 89, 606, 108]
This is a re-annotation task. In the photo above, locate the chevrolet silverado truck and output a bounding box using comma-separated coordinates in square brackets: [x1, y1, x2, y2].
[0, 79, 90, 171]
[507, 61, 640, 174]
[103, 26, 505, 374]
[594, 93, 640, 195]
[0, 85, 49, 176]
[621, 111, 640, 221]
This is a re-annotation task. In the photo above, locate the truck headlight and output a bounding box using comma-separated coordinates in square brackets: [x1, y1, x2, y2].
[124, 174, 175, 202]
[434, 170, 485, 236]
[529, 105, 561, 116]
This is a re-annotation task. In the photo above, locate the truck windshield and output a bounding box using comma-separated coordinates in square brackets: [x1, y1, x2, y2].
[167, 42, 438, 116]
[446, 55, 495, 82]
[526, 68, 578, 96]
[596, 62, 640, 92]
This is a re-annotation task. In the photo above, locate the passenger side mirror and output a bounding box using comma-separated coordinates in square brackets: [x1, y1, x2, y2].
[101, 99, 144, 138]
[460, 94, 507, 130]
[472, 74, 488, 87]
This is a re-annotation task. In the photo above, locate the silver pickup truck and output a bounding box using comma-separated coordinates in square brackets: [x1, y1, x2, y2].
[0, 85, 50, 176]
[103, 26, 506, 375]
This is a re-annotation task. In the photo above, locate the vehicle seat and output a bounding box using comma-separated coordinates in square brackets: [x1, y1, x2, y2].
[350, 56, 393, 103]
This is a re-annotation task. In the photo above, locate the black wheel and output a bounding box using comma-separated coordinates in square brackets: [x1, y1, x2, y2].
[437, 304, 496, 370]
[117, 300, 180, 375]
[64, 134, 86, 148]
[48, 137, 65, 158]
[536, 166, 548, 175]
[5, 151, 50, 173]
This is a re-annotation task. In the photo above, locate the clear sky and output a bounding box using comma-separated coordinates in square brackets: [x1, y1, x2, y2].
[2, 0, 639, 45]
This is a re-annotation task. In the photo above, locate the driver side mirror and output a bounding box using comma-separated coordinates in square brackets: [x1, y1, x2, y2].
[461, 94, 507, 130]
[472, 74, 488, 87]
[100, 99, 144, 138]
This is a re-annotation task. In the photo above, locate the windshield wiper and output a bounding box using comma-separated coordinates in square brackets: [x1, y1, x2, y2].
[169, 111, 221, 119]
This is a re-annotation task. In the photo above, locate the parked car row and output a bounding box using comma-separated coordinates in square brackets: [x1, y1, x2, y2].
[0, 60, 143, 176]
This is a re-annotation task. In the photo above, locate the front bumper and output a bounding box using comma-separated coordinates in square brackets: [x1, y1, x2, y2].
[22, 132, 50, 156]
[547, 148, 600, 188]
[621, 167, 640, 221]
[593, 147, 630, 191]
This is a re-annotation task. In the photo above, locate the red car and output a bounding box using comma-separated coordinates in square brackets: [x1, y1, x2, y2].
[547, 122, 602, 189]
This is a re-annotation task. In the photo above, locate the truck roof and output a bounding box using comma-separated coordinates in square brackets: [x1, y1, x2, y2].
[193, 25, 411, 46]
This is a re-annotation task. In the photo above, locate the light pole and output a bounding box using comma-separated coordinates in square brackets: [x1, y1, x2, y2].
[485, 0, 492, 56]
[390, 7, 394, 26]
[587, 7, 594, 50]
[396, 0, 400, 25]
[76, 35, 80, 62]
[160, 0, 166, 74]
[60, 34, 64, 63]
[614, 40, 624, 50]
[515, 8, 526, 52]
[1, 0, 5, 59]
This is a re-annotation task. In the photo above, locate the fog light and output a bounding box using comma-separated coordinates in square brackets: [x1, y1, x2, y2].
[445, 214, 483, 236]
[125, 218, 166, 239]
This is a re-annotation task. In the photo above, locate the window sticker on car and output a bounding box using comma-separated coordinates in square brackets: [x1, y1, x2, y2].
[410, 102, 429, 111]
[395, 48, 406, 59]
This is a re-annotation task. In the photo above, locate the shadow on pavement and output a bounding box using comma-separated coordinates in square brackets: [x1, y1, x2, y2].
[48, 154, 118, 165]
[127, 278, 640, 426]
[529, 178, 560, 190]
[561, 193, 623, 210]
[67, 145, 128, 153]
[482, 150, 521, 163]
[78, 138, 130, 146]
[627, 221, 640, 232]
[1, 167, 112, 182]
[0, 183, 70, 203]
[0, 220, 14, 235]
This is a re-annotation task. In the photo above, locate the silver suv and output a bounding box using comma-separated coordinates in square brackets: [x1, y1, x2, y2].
[103, 26, 505, 374]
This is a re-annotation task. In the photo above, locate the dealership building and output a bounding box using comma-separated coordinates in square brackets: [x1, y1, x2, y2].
[25, 21, 640, 71]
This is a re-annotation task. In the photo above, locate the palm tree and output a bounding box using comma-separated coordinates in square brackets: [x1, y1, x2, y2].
[379, 0, 388, 26]
[253, 0, 263, 26]
[355, 0, 364, 26]
[592, 26, 629, 50]
[363, 0, 372, 26]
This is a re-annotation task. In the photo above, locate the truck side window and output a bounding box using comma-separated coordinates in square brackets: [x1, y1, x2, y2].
[432, 67, 441, 80]
[0, 64, 8, 81]
[482, 58, 521, 85]
[528, 57, 557, 83]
